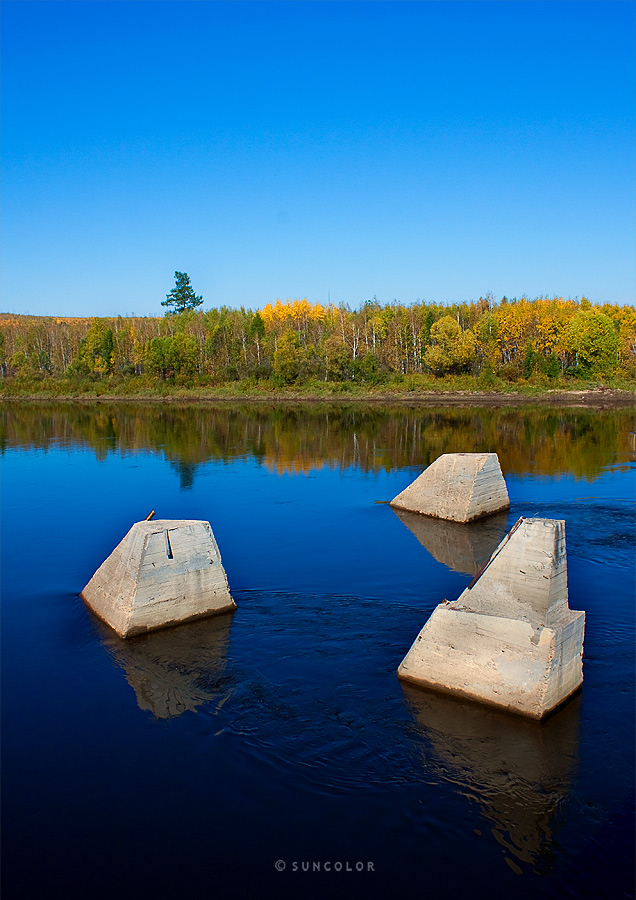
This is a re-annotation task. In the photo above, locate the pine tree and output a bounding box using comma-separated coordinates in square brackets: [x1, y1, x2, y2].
[162, 271, 203, 315]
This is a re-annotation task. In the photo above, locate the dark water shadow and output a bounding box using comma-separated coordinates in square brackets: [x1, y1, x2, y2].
[402, 683, 581, 873]
[392, 508, 509, 575]
[95, 612, 235, 718]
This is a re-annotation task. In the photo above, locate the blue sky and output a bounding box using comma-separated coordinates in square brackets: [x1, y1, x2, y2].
[2, 0, 634, 316]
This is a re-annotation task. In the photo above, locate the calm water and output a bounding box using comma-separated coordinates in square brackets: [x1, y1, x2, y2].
[2, 403, 634, 900]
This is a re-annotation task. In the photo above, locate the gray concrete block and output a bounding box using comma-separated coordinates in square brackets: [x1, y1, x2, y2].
[81, 519, 236, 638]
[390, 452, 510, 522]
[398, 518, 585, 719]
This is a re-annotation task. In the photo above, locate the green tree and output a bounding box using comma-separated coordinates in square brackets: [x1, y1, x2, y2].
[273, 330, 302, 383]
[351, 351, 386, 384]
[250, 311, 266, 364]
[144, 333, 198, 379]
[145, 336, 172, 378]
[564, 309, 619, 377]
[162, 271, 203, 315]
[70, 318, 114, 376]
[169, 332, 199, 378]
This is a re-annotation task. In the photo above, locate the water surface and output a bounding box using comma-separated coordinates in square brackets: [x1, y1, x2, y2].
[2, 403, 634, 900]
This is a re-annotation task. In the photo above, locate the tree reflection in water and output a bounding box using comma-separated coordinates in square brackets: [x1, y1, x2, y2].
[1, 402, 633, 488]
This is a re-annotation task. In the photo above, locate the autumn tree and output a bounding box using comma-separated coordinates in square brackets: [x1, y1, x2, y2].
[424, 316, 476, 375]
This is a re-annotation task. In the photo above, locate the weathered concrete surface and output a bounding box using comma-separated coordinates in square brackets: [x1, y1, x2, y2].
[390, 452, 510, 522]
[392, 508, 509, 575]
[81, 519, 235, 638]
[398, 518, 585, 719]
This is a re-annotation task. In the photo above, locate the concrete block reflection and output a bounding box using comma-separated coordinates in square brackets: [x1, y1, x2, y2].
[96, 612, 234, 718]
[402, 683, 581, 871]
[392, 507, 509, 575]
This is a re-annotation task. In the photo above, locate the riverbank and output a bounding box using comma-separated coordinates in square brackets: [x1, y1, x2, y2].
[0, 385, 634, 408]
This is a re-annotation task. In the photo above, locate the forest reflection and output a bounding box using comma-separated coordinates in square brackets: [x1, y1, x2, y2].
[1, 402, 633, 488]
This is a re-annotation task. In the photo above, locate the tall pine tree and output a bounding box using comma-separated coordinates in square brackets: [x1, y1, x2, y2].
[162, 271, 203, 315]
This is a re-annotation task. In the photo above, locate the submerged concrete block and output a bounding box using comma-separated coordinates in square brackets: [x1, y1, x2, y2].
[81, 519, 235, 638]
[390, 452, 510, 523]
[398, 518, 585, 719]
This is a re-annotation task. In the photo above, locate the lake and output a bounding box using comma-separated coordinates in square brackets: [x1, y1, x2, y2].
[1, 402, 634, 900]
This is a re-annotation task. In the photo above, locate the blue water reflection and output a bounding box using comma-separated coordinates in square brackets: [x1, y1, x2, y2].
[1, 404, 634, 900]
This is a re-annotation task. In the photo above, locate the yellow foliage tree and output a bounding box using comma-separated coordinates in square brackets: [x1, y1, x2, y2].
[424, 316, 476, 375]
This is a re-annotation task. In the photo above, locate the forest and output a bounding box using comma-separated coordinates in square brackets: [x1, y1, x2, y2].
[1, 294, 635, 394]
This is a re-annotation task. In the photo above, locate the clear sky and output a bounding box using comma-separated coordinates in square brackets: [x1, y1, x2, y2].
[2, 0, 634, 317]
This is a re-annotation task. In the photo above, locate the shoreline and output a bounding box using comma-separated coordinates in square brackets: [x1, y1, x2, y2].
[1, 388, 634, 408]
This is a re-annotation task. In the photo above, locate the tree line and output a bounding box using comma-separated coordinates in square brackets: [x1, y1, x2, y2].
[1, 294, 634, 387]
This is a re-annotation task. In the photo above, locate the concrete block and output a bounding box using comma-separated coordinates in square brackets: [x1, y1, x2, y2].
[81, 519, 236, 638]
[398, 518, 585, 719]
[390, 452, 510, 523]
